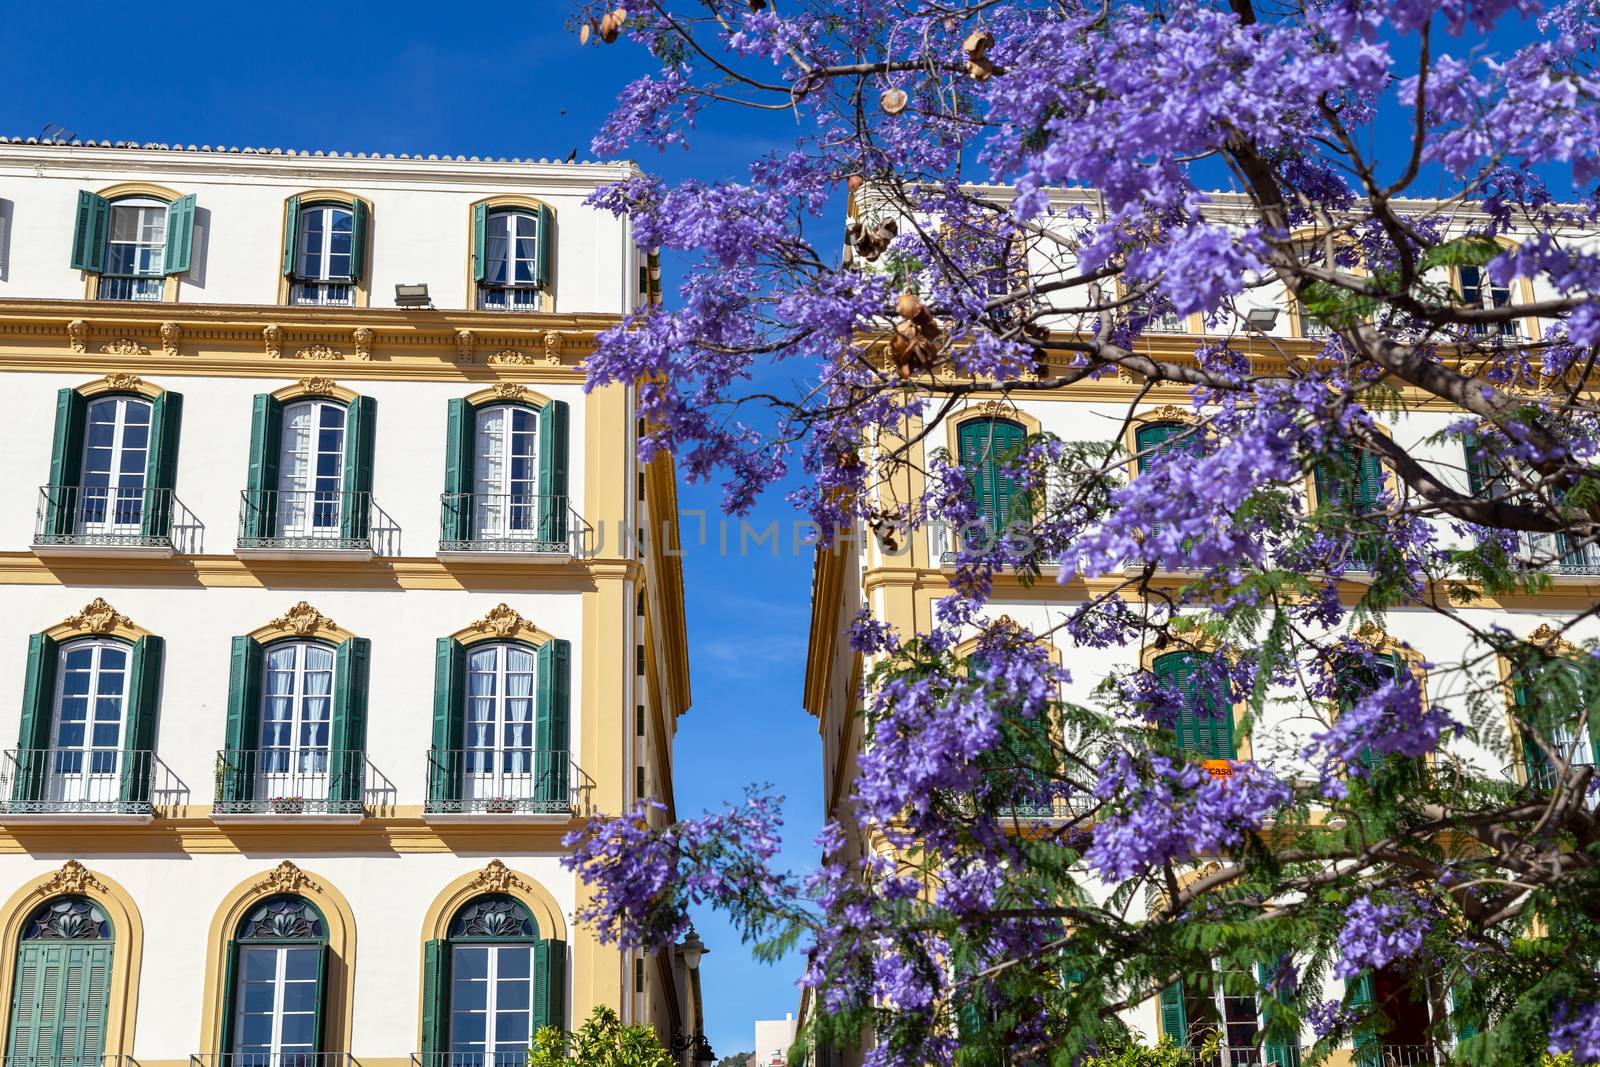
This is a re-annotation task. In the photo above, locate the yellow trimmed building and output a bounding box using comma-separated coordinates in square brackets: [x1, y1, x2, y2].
[0, 140, 693, 1067]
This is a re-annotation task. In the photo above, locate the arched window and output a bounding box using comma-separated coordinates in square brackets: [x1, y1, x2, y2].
[471, 202, 552, 312]
[12, 630, 163, 814]
[420, 895, 565, 1067]
[1457, 265, 1518, 339]
[1311, 445, 1386, 572]
[240, 391, 376, 552]
[1151, 651, 1236, 761]
[281, 197, 369, 307]
[427, 639, 570, 816]
[439, 396, 570, 554]
[220, 635, 369, 816]
[7, 896, 114, 1066]
[1133, 421, 1198, 473]
[222, 896, 329, 1062]
[956, 418, 1027, 544]
[69, 188, 195, 302]
[473, 405, 539, 540]
[38, 385, 182, 550]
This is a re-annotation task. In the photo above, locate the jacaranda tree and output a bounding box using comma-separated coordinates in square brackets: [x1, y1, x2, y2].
[556, 1, 1600, 1063]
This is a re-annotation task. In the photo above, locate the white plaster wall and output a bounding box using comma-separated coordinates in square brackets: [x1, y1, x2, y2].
[0, 147, 639, 314]
[0, 852, 576, 1059]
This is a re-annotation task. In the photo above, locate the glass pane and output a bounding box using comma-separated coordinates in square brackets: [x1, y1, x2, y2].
[240, 946, 277, 981]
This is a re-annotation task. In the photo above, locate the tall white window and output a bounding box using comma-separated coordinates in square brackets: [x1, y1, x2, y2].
[479, 210, 540, 310]
[292, 204, 354, 307]
[48, 640, 128, 805]
[230, 897, 327, 1064]
[99, 199, 166, 301]
[473, 406, 539, 539]
[277, 401, 347, 538]
[258, 642, 334, 804]
[78, 396, 151, 535]
[1459, 265, 1518, 338]
[463, 644, 536, 804]
[450, 944, 533, 1066]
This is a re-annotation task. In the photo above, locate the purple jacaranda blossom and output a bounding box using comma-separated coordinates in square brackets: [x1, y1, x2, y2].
[1306, 999, 1351, 1038]
[1085, 752, 1292, 881]
[1334, 894, 1433, 979]
[1550, 1000, 1600, 1061]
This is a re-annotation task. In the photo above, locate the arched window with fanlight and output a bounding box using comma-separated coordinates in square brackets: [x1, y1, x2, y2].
[6, 896, 114, 1067]
[219, 897, 328, 1065]
[419, 895, 565, 1067]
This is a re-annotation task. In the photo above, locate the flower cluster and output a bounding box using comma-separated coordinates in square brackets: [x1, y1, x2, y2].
[1550, 999, 1600, 1061]
[1333, 893, 1433, 979]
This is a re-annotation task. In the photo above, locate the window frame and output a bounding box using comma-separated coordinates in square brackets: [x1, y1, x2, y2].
[277, 191, 371, 308]
[74, 183, 192, 303]
[467, 196, 555, 313]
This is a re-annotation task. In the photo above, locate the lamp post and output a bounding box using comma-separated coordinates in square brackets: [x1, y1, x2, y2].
[671, 929, 715, 1066]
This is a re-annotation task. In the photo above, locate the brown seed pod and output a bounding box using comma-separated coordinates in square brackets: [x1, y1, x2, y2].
[963, 29, 996, 81]
[847, 175, 865, 192]
[598, 7, 626, 43]
[896, 292, 923, 319]
[879, 88, 908, 115]
[580, 21, 592, 44]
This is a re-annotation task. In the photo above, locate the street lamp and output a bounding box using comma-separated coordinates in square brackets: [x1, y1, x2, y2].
[677, 928, 706, 972]
[672, 929, 714, 1065]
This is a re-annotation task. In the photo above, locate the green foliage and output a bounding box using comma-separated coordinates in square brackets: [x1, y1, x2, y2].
[529, 1006, 675, 1067]
[1083, 1036, 1214, 1067]
[1417, 235, 1502, 271]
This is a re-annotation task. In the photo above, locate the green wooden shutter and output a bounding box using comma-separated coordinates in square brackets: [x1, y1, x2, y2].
[217, 942, 239, 1055]
[532, 939, 567, 1035]
[1159, 980, 1188, 1045]
[1157, 652, 1235, 761]
[245, 395, 283, 540]
[538, 400, 570, 546]
[163, 194, 196, 274]
[1450, 982, 1479, 1042]
[1355, 450, 1383, 511]
[14, 633, 60, 804]
[1514, 675, 1553, 789]
[958, 419, 1025, 542]
[1347, 971, 1378, 1067]
[534, 204, 554, 289]
[223, 636, 264, 805]
[431, 639, 467, 804]
[472, 203, 489, 284]
[536, 640, 572, 806]
[311, 943, 330, 1053]
[59, 942, 112, 1067]
[442, 398, 474, 543]
[340, 396, 377, 542]
[1463, 435, 1488, 497]
[350, 199, 370, 282]
[1257, 961, 1298, 1067]
[70, 191, 110, 272]
[7, 942, 55, 1059]
[121, 635, 163, 806]
[330, 637, 371, 808]
[141, 390, 183, 541]
[46, 388, 88, 538]
[282, 196, 301, 277]
[1135, 422, 1180, 472]
[420, 940, 451, 1060]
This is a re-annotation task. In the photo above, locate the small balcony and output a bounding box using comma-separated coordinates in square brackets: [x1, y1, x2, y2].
[6, 1057, 146, 1067]
[212, 749, 377, 822]
[437, 493, 590, 561]
[191, 1053, 361, 1067]
[422, 748, 589, 819]
[236, 489, 399, 560]
[33, 485, 203, 557]
[412, 1054, 532, 1067]
[0, 748, 175, 822]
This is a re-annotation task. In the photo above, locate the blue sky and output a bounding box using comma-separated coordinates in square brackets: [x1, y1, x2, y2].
[0, 0, 828, 1054]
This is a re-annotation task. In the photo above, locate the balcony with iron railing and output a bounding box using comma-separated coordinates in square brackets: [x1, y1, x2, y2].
[5, 1056, 146, 1067]
[190, 1053, 360, 1067]
[97, 275, 164, 301]
[411, 1053, 534, 1067]
[212, 749, 382, 821]
[422, 748, 591, 819]
[1, 748, 183, 821]
[33, 485, 203, 556]
[437, 493, 591, 560]
[236, 489, 399, 559]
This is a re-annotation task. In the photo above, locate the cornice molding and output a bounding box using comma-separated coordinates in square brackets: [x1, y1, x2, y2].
[0, 300, 621, 383]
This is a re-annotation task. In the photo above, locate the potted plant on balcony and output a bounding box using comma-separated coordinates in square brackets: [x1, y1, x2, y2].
[270, 794, 306, 815]
[485, 796, 517, 814]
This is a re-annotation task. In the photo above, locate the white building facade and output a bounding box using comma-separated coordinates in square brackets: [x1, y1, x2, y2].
[801, 188, 1599, 1065]
[0, 141, 693, 1067]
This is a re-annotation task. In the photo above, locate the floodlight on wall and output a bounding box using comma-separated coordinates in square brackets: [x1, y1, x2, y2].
[1244, 307, 1279, 331]
[395, 283, 433, 308]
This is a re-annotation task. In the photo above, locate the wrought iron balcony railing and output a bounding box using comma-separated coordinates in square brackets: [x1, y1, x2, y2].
[2, 748, 174, 815]
[438, 493, 591, 556]
[237, 489, 399, 555]
[1354, 1045, 1441, 1067]
[423, 747, 585, 815]
[191, 1052, 360, 1067]
[412, 1053, 533, 1067]
[1176, 1047, 1305, 1067]
[213, 748, 372, 816]
[97, 276, 164, 301]
[34, 485, 203, 553]
[5, 1055, 146, 1067]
